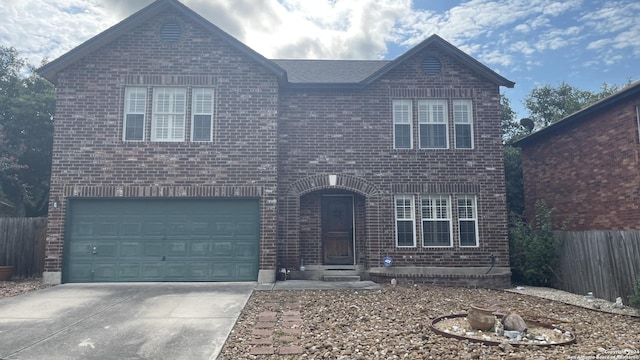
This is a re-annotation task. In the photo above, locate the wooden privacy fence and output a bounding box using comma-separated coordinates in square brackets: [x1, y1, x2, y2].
[554, 230, 640, 303]
[0, 217, 47, 278]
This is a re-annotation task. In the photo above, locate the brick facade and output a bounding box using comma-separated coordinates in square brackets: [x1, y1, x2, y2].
[519, 87, 640, 230]
[44, 11, 279, 276]
[41, 0, 512, 284]
[277, 47, 510, 271]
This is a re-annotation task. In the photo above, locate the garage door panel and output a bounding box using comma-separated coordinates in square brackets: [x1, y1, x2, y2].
[211, 242, 233, 257]
[141, 263, 163, 278]
[95, 242, 118, 258]
[236, 242, 258, 258]
[164, 262, 188, 279]
[93, 263, 117, 281]
[236, 263, 259, 280]
[190, 241, 209, 257]
[166, 241, 188, 257]
[65, 199, 260, 282]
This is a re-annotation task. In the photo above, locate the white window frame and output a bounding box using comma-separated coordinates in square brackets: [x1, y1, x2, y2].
[418, 99, 449, 149]
[453, 99, 474, 149]
[421, 195, 453, 247]
[393, 99, 413, 149]
[123, 87, 147, 141]
[458, 195, 479, 247]
[151, 87, 186, 142]
[395, 195, 416, 247]
[191, 88, 215, 142]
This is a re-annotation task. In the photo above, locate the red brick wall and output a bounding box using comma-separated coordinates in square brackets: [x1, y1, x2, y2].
[45, 10, 279, 272]
[277, 46, 509, 269]
[520, 94, 640, 230]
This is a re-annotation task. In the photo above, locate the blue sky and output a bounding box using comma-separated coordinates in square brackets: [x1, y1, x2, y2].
[1, 0, 639, 118]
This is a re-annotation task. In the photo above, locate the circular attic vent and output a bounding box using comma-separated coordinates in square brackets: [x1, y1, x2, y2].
[159, 22, 183, 43]
[421, 56, 442, 75]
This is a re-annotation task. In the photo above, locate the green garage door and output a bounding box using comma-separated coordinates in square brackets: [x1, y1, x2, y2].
[64, 198, 260, 283]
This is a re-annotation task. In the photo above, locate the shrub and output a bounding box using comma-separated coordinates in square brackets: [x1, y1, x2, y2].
[629, 275, 640, 309]
[509, 200, 560, 286]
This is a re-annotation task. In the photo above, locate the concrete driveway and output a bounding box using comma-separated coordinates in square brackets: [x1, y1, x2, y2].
[0, 282, 255, 360]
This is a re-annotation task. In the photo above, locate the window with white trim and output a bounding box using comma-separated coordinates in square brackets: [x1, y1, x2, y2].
[395, 195, 416, 247]
[418, 99, 448, 149]
[152, 87, 186, 142]
[453, 99, 473, 149]
[191, 88, 214, 142]
[458, 195, 478, 247]
[421, 195, 452, 247]
[393, 99, 412, 149]
[123, 87, 147, 141]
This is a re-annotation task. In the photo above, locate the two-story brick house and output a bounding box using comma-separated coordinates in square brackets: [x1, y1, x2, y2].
[39, 0, 514, 286]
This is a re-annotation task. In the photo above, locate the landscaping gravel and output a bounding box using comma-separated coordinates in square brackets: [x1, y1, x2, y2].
[2, 280, 638, 359]
[220, 285, 640, 359]
[0, 279, 51, 299]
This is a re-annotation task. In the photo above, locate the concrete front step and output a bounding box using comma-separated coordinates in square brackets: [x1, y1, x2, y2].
[322, 275, 361, 282]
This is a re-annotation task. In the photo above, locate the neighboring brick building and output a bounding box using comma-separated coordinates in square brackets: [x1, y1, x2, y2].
[515, 81, 640, 230]
[38, 0, 514, 286]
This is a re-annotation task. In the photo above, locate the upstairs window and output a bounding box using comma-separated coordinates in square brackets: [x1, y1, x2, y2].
[152, 88, 186, 142]
[123, 87, 147, 141]
[395, 195, 416, 247]
[393, 99, 412, 149]
[421, 195, 452, 247]
[191, 88, 214, 142]
[458, 195, 478, 247]
[453, 99, 473, 149]
[419, 99, 449, 149]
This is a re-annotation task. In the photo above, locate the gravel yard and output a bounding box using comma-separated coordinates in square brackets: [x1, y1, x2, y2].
[2, 280, 638, 359]
[220, 285, 640, 360]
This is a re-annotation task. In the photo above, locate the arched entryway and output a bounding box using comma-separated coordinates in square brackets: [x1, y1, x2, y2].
[280, 174, 381, 271]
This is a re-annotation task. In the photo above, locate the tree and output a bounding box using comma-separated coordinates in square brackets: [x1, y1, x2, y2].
[523, 81, 624, 129]
[500, 94, 525, 218]
[0, 46, 55, 216]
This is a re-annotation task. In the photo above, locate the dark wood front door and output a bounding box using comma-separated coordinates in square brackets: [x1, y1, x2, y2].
[322, 195, 354, 265]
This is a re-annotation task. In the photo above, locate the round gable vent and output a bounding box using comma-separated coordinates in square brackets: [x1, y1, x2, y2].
[160, 22, 182, 43]
[421, 56, 442, 75]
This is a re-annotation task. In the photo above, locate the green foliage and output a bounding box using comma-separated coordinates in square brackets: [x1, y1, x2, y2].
[629, 276, 640, 309]
[0, 46, 55, 216]
[503, 145, 523, 217]
[509, 200, 559, 286]
[523, 81, 627, 129]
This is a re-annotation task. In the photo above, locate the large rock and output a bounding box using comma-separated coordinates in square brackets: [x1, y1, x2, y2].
[502, 312, 527, 333]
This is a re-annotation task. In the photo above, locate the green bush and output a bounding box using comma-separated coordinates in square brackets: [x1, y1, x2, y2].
[629, 275, 640, 309]
[509, 200, 560, 286]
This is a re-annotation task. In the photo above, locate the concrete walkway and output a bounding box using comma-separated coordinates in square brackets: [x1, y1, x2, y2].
[0, 282, 254, 360]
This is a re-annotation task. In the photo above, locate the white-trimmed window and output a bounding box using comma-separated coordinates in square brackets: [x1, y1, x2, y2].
[458, 195, 478, 247]
[123, 87, 147, 141]
[393, 99, 412, 149]
[152, 87, 186, 142]
[395, 195, 416, 247]
[453, 99, 473, 149]
[191, 88, 214, 142]
[421, 195, 452, 247]
[419, 99, 448, 149]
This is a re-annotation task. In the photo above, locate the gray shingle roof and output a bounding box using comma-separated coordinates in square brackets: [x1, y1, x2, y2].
[272, 59, 390, 84]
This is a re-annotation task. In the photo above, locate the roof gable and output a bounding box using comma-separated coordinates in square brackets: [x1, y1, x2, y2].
[363, 35, 514, 88]
[38, 0, 286, 84]
[514, 80, 640, 147]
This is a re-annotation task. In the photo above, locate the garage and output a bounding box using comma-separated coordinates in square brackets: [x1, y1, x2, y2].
[63, 198, 260, 283]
